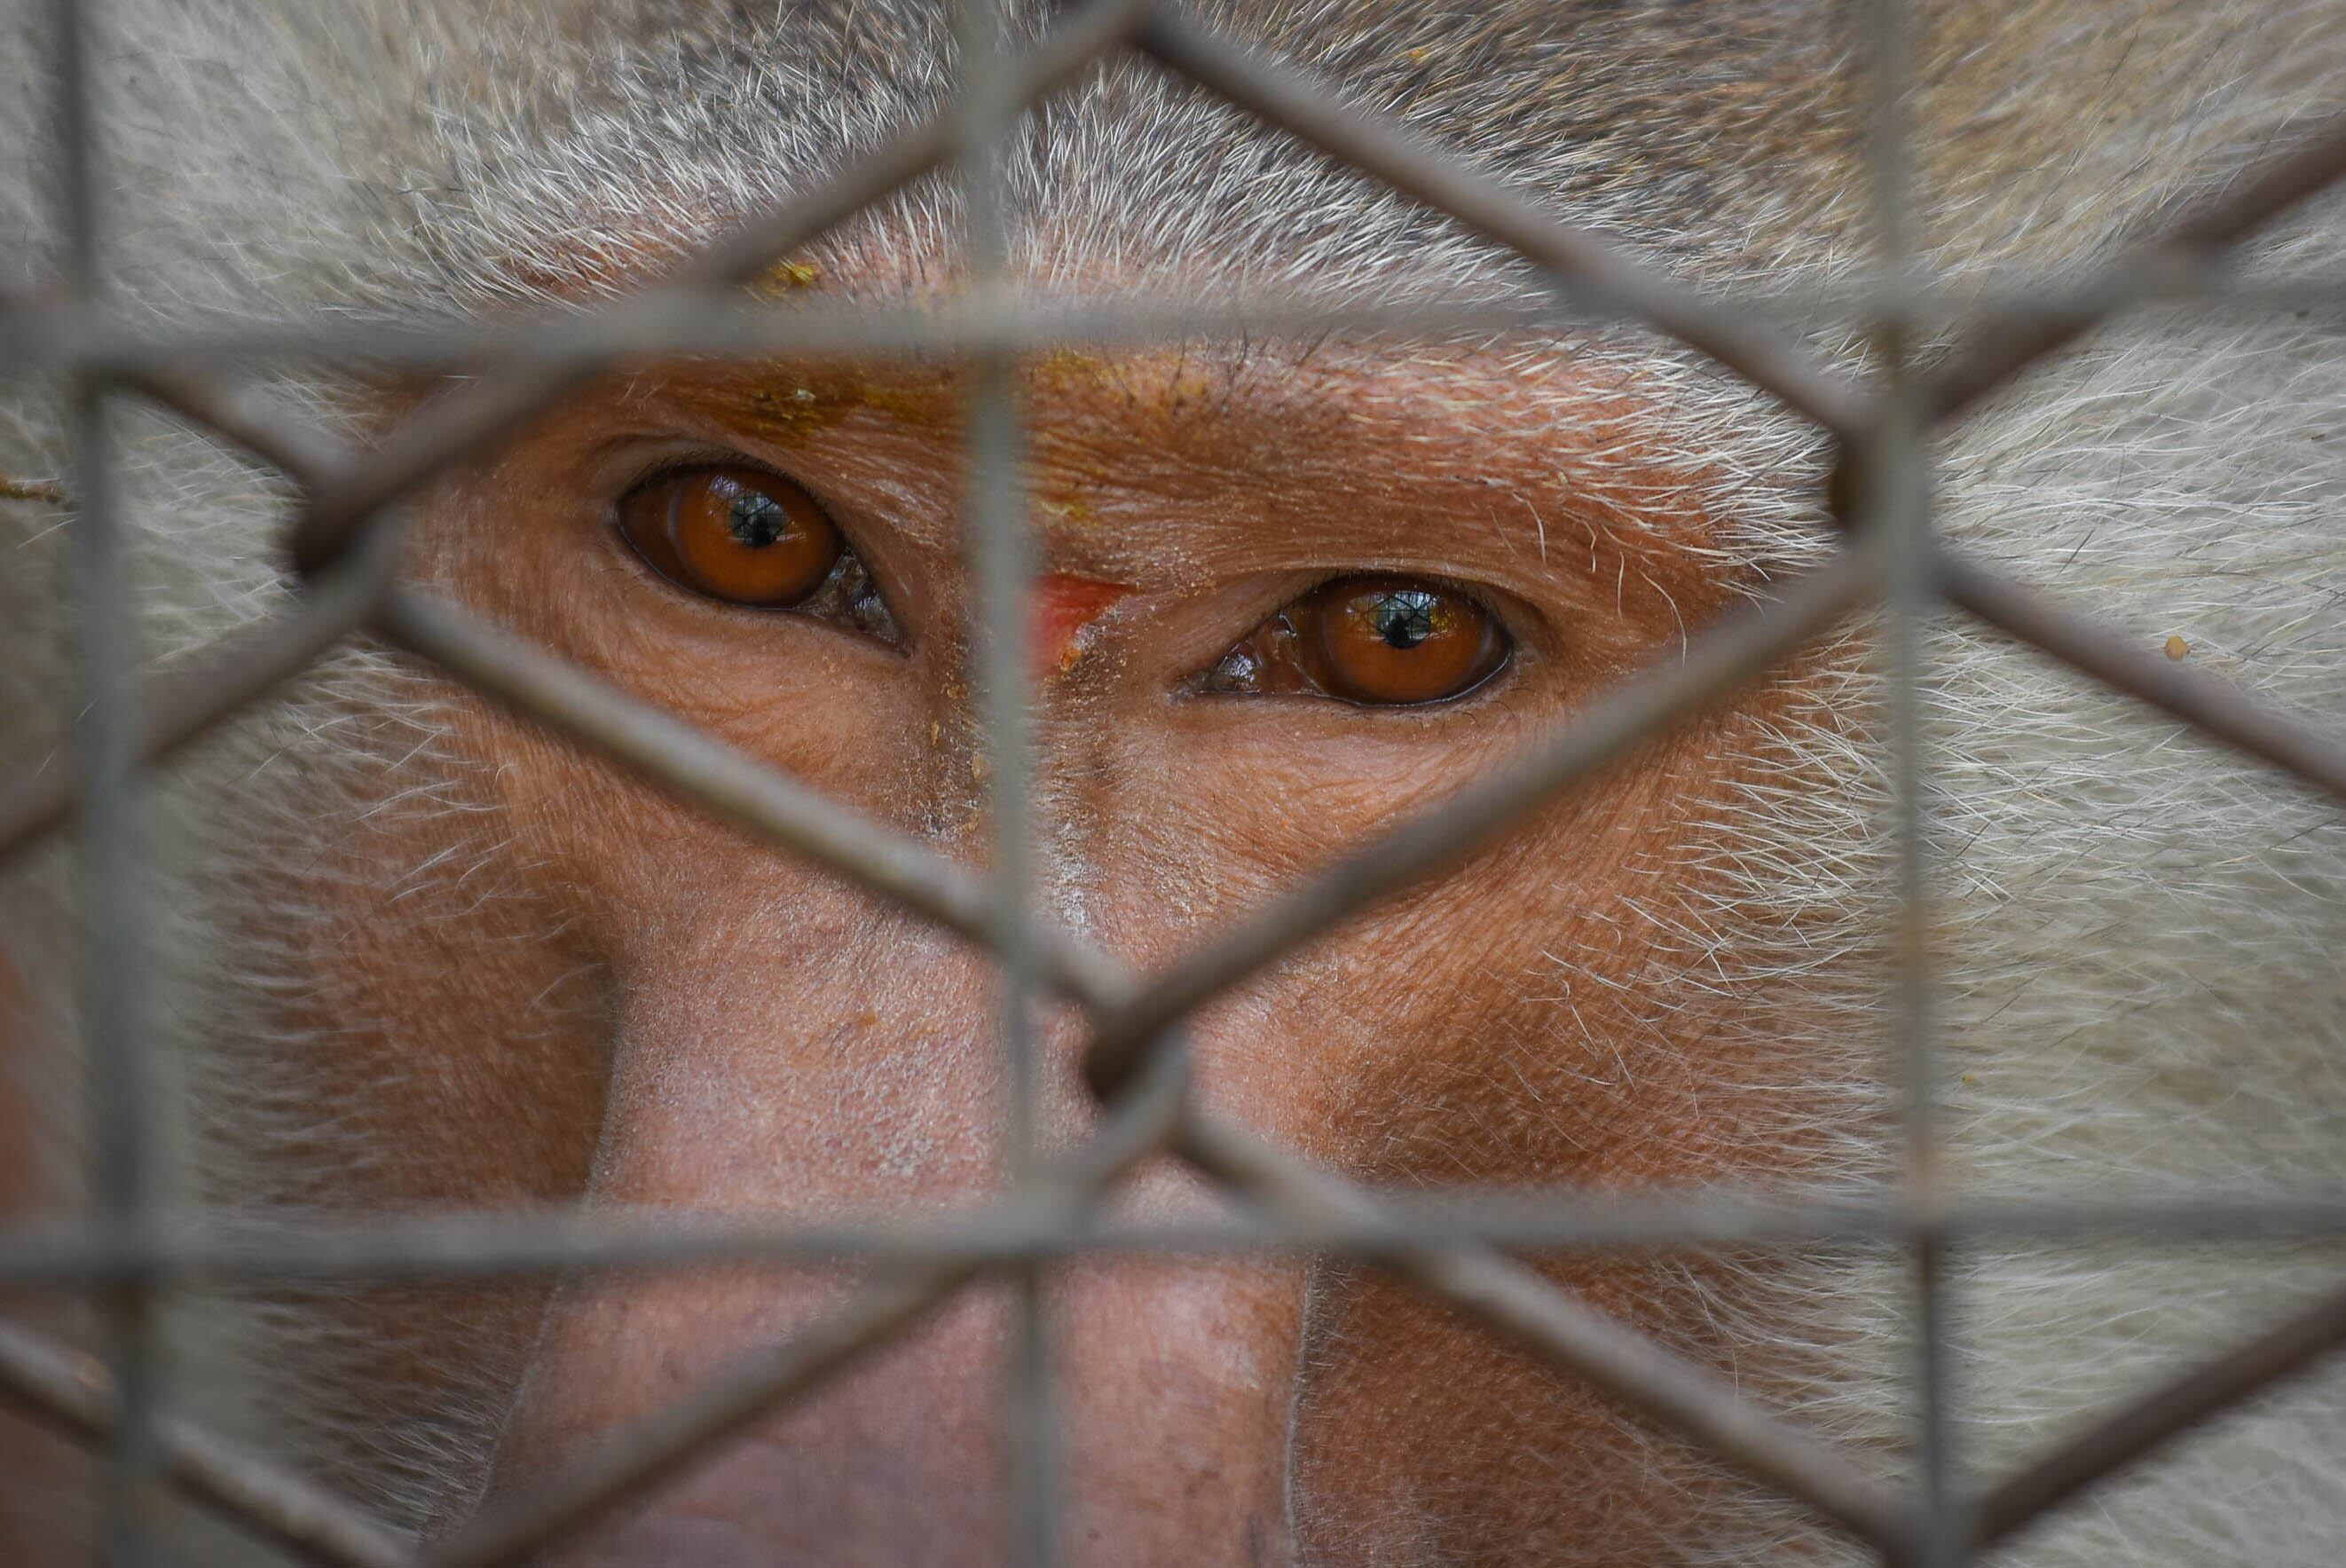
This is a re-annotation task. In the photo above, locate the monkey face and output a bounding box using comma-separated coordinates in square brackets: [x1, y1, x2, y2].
[184, 329, 1864, 1563]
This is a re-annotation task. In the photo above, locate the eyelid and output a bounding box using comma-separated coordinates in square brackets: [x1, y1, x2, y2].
[612, 447, 783, 497]
[1298, 572, 1508, 622]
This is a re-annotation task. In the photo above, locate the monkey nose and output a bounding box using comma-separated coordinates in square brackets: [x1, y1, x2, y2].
[476, 1259, 1304, 1567]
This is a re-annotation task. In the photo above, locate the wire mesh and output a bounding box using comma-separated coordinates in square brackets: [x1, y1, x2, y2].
[3, 1, 2346, 1564]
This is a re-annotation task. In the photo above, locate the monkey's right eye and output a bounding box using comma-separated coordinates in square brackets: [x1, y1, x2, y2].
[617, 463, 844, 607]
[612, 462, 901, 642]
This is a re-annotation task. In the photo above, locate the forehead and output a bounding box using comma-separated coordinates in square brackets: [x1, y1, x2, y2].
[421, 0, 2273, 333]
[435, 1, 1858, 312]
[644, 315, 1688, 438]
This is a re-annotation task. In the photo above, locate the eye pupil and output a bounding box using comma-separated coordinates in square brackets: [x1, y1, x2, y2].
[729, 492, 788, 548]
[1372, 591, 1438, 650]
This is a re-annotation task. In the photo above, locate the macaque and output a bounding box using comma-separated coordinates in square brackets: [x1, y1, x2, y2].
[4, 1, 2345, 1564]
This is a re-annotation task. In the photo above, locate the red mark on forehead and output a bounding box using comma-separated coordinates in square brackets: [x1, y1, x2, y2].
[1030, 573, 1134, 678]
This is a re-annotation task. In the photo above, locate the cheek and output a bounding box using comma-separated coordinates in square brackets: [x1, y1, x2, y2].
[248, 743, 613, 1210]
[1289, 1258, 1813, 1565]
[1061, 701, 1815, 1184]
[188, 695, 628, 1515]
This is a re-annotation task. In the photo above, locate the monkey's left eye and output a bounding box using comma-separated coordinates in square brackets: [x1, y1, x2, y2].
[1202, 574, 1511, 705]
[614, 463, 897, 639]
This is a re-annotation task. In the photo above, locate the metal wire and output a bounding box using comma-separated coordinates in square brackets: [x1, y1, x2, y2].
[43, 1, 163, 1563]
[1852, 2, 1963, 1562]
[5, 3, 2346, 1564]
[949, 0, 1062, 1557]
[10, 271, 2345, 381]
[17, 1188, 2346, 1290]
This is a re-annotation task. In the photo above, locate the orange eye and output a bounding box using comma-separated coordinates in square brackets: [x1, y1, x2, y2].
[1293, 575, 1508, 705]
[617, 463, 843, 607]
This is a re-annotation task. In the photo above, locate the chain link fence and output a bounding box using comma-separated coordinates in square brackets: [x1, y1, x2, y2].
[4, 0, 2346, 1564]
